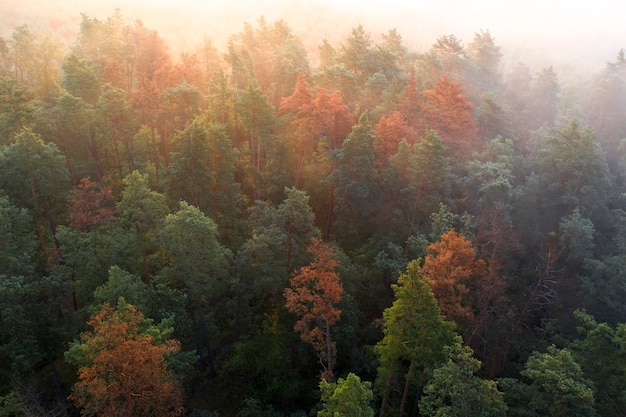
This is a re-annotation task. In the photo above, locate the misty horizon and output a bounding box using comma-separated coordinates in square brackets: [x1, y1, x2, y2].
[1, 0, 623, 76]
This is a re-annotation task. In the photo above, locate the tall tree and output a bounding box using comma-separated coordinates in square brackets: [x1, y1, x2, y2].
[284, 238, 342, 381]
[157, 201, 232, 377]
[327, 114, 380, 247]
[236, 83, 276, 199]
[537, 120, 612, 229]
[375, 260, 456, 417]
[0, 194, 36, 277]
[96, 83, 137, 176]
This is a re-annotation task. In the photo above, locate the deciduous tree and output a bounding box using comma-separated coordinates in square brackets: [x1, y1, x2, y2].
[65, 301, 184, 417]
[422, 230, 486, 332]
[421, 75, 479, 160]
[284, 238, 342, 381]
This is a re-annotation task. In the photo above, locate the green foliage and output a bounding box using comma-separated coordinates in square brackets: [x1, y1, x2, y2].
[158, 201, 232, 300]
[318, 373, 374, 417]
[570, 311, 626, 417]
[538, 120, 612, 228]
[5, 10, 626, 417]
[93, 266, 148, 311]
[327, 114, 381, 247]
[502, 345, 596, 417]
[0, 275, 43, 379]
[0, 77, 42, 143]
[0, 194, 36, 276]
[558, 208, 595, 263]
[375, 260, 456, 415]
[0, 127, 70, 213]
[419, 338, 507, 417]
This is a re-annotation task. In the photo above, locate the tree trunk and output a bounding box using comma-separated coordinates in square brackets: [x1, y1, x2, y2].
[409, 385, 423, 417]
[379, 359, 397, 417]
[399, 359, 416, 417]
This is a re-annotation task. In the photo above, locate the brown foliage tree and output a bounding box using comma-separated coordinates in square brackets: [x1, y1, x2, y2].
[421, 75, 479, 160]
[284, 238, 343, 381]
[67, 178, 115, 232]
[311, 88, 354, 149]
[373, 110, 417, 169]
[422, 230, 486, 331]
[66, 302, 184, 417]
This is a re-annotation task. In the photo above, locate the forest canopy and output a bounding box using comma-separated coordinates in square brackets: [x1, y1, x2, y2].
[1, 7, 626, 417]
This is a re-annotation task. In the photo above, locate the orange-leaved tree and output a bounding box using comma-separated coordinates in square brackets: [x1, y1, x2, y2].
[374, 110, 417, 170]
[422, 230, 486, 332]
[421, 74, 479, 160]
[284, 238, 343, 381]
[65, 301, 184, 417]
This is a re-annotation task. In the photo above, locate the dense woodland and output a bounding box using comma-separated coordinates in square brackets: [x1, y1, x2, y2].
[1, 9, 626, 417]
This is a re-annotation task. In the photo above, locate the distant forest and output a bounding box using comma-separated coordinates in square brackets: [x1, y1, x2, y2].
[1, 10, 626, 417]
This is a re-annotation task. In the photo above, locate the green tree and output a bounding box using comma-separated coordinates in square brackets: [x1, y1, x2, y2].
[157, 201, 232, 377]
[538, 120, 612, 229]
[318, 373, 374, 417]
[116, 171, 168, 281]
[501, 345, 596, 417]
[236, 83, 276, 200]
[165, 117, 215, 211]
[0, 128, 70, 269]
[95, 83, 137, 176]
[327, 114, 381, 248]
[419, 337, 506, 417]
[226, 18, 309, 106]
[93, 266, 148, 312]
[570, 310, 626, 417]
[0, 77, 41, 143]
[375, 260, 456, 417]
[61, 53, 101, 104]
[51, 92, 101, 182]
[0, 194, 36, 277]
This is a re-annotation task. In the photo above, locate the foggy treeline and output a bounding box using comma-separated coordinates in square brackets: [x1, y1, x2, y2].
[1, 8, 626, 417]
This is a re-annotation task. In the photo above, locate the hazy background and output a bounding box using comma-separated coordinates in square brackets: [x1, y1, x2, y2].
[1, 0, 624, 74]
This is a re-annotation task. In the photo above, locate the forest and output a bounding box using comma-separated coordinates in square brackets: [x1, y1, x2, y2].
[0, 8, 626, 417]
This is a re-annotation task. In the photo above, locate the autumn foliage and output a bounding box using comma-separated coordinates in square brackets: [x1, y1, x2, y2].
[284, 238, 343, 381]
[421, 75, 479, 159]
[66, 302, 184, 417]
[67, 178, 115, 231]
[422, 230, 486, 327]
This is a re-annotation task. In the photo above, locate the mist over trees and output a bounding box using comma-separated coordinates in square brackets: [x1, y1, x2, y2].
[1, 8, 626, 417]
